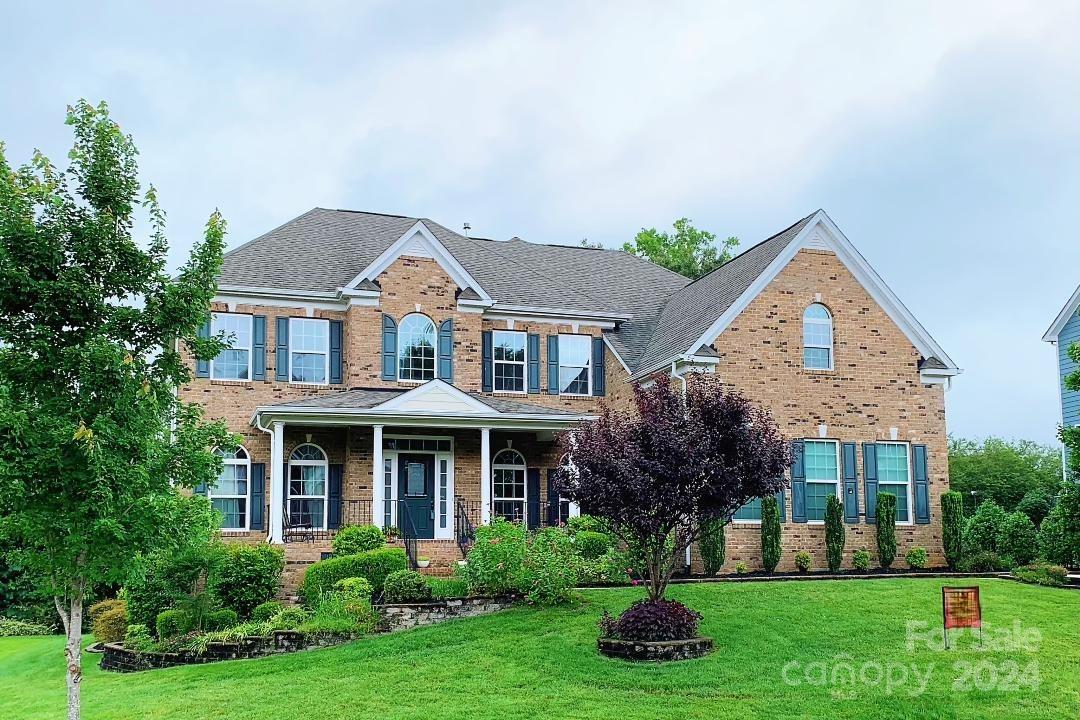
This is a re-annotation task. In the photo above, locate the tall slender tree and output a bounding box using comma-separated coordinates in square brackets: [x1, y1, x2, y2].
[0, 101, 233, 720]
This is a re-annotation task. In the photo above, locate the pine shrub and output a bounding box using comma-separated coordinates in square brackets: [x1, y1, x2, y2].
[824, 495, 844, 571]
[876, 492, 898, 568]
[760, 495, 782, 573]
[941, 491, 964, 570]
[700, 518, 726, 575]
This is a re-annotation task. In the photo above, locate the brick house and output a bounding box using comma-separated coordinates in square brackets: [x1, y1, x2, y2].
[183, 207, 959, 577]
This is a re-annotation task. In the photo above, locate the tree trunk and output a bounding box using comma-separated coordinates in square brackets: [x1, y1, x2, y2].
[55, 593, 83, 720]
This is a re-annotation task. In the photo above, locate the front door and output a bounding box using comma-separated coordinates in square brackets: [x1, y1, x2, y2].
[398, 454, 435, 540]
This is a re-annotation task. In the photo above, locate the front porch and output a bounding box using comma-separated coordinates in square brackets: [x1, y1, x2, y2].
[251, 380, 592, 569]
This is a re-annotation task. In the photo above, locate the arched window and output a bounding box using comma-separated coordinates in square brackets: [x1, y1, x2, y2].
[211, 446, 250, 530]
[492, 448, 526, 522]
[398, 313, 437, 381]
[803, 303, 833, 370]
[289, 444, 328, 529]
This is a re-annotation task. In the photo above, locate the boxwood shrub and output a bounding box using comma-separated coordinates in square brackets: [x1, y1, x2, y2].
[852, 549, 871, 571]
[794, 551, 812, 573]
[204, 608, 239, 632]
[573, 530, 614, 561]
[250, 600, 285, 623]
[155, 609, 195, 639]
[207, 544, 284, 619]
[383, 570, 432, 603]
[300, 548, 408, 606]
[331, 525, 386, 556]
[905, 546, 928, 570]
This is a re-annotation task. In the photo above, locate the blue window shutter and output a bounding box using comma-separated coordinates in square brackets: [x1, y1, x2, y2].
[863, 443, 879, 524]
[438, 319, 454, 382]
[775, 487, 786, 522]
[546, 468, 561, 525]
[790, 440, 806, 523]
[249, 463, 265, 531]
[275, 317, 289, 382]
[481, 330, 494, 392]
[547, 335, 560, 395]
[526, 468, 541, 530]
[329, 320, 343, 384]
[252, 316, 267, 381]
[842, 441, 859, 524]
[328, 464, 344, 529]
[913, 444, 930, 524]
[592, 337, 606, 396]
[196, 319, 211, 378]
[381, 315, 397, 380]
[527, 334, 541, 394]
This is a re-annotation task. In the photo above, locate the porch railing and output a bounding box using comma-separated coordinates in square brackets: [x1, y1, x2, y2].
[281, 499, 375, 543]
[396, 499, 420, 569]
[455, 497, 477, 558]
[454, 498, 571, 537]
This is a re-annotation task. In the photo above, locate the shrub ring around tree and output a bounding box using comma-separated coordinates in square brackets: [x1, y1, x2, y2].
[597, 636, 714, 662]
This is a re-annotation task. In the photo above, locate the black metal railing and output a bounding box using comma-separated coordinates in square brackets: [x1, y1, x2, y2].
[396, 499, 420, 569]
[454, 498, 571, 537]
[281, 499, 375, 543]
[455, 497, 476, 558]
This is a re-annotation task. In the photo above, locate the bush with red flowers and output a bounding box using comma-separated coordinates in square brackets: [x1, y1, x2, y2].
[600, 599, 702, 642]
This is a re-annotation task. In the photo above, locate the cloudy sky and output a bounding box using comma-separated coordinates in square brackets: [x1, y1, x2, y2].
[3, 1, 1078, 444]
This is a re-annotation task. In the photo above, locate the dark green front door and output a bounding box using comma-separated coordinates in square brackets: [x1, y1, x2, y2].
[398, 453, 435, 540]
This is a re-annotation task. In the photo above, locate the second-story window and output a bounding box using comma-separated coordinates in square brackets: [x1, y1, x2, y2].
[493, 330, 526, 392]
[399, 313, 436, 381]
[211, 312, 252, 381]
[290, 317, 329, 384]
[558, 334, 592, 395]
[803, 303, 833, 370]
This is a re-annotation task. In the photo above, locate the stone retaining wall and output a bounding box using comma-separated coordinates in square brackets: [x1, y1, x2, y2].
[376, 596, 514, 632]
[597, 636, 714, 662]
[100, 631, 349, 673]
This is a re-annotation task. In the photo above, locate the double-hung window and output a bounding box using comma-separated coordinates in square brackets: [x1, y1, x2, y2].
[493, 330, 526, 392]
[289, 318, 329, 384]
[803, 303, 833, 370]
[211, 313, 252, 381]
[288, 444, 328, 529]
[804, 439, 840, 522]
[558, 334, 592, 396]
[210, 447, 249, 530]
[877, 442, 912, 523]
[733, 498, 762, 522]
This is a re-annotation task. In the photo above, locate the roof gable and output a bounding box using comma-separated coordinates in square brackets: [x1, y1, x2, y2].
[374, 379, 492, 414]
[1044, 284, 1080, 342]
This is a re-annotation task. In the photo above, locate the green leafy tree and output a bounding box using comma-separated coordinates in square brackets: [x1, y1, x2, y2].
[948, 436, 1062, 510]
[824, 495, 844, 572]
[875, 493, 898, 568]
[0, 101, 233, 720]
[941, 491, 964, 570]
[622, 218, 738, 279]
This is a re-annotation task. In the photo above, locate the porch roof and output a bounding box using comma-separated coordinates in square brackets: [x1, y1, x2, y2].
[251, 380, 597, 431]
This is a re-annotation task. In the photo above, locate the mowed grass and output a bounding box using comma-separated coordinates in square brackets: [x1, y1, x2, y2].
[2, 579, 1077, 720]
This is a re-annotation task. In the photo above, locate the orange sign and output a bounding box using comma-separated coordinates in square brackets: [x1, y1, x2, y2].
[942, 586, 982, 642]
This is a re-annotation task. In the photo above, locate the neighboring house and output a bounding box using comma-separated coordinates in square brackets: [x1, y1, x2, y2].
[182, 207, 960, 580]
[1043, 284, 1080, 477]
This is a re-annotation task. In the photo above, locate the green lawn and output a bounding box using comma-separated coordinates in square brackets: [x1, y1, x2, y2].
[2, 579, 1077, 719]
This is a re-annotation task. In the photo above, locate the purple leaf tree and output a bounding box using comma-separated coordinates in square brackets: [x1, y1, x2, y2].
[557, 378, 790, 602]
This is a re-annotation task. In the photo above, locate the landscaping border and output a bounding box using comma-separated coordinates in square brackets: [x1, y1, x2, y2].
[577, 570, 1011, 590]
[375, 596, 515, 632]
[598, 636, 714, 662]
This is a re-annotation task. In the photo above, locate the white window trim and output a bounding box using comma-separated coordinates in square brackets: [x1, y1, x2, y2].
[804, 439, 841, 525]
[288, 443, 329, 530]
[558, 333, 593, 397]
[288, 317, 330, 386]
[803, 304, 834, 372]
[210, 312, 253, 382]
[492, 448, 528, 522]
[492, 329, 527, 395]
[877, 441, 915, 526]
[210, 446, 251, 531]
[397, 313, 437, 383]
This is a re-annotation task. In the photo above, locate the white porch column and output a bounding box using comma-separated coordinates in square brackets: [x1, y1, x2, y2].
[268, 421, 285, 544]
[371, 425, 384, 528]
[480, 426, 492, 524]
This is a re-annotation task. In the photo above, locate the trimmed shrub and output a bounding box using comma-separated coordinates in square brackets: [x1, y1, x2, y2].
[0, 617, 52, 636]
[566, 514, 610, 536]
[333, 577, 374, 602]
[88, 598, 124, 623]
[964, 500, 1007, 555]
[941, 491, 964, 570]
[735, 562, 748, 575]
[1016, 488, 1055, 527]
[332, 525, 386, 556]
[155, 609, 195, 639]
[269, 606, 309, 631]
[998, 512, 1039, 566]
[123, 623, 156, 652]
[463, 519, 527, 596]
[824, 495, 844, 572]
[204, 608, 239, 632]
[794, 551, 812, 573]
[522, 526, 578, 606]
[959, 551, 1010, 572]
[700, 518, 726, 576]
[383, 570, 432, 604]
[876, 493, 898, 568]
[299, 548, 408, 606]
[573, 530, 614, 561]
[427, 576, 468, 600]
[1012, 562, 1068, 588]
[207, 543, 284, 619]
[604, 599, 701, 642]
[905, 547, 928, 570]
[852, 549, 871, 572]
[92, 605, 129, 644]
[760, 495, 782, 572]
[250, 600, 285, 623]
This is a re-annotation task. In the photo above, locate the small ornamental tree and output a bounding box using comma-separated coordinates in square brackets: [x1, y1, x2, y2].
[824, 494, 845, 572]
[876, 493, 898, 568]
[700, 518, 726, 576]
[760, 495, 782, 572]
[941, 491, 964, 570]
[556, 379, 790, 602]
[0, 101, 233, 720]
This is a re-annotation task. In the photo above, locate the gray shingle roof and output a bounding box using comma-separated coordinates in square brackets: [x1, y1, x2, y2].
[266, 387, 582, 416]
[219, 207, 823, 376]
